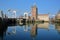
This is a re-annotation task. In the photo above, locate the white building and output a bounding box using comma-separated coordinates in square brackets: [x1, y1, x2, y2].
[24, 12, 28, 19]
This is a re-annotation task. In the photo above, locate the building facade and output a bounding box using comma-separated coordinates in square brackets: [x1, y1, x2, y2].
[55, 13, 60, 20]
[38, 14, 49, 21]
[55, 10, 60, 22]
[24, 12, 28, 19]
[31, 5, 38, 20]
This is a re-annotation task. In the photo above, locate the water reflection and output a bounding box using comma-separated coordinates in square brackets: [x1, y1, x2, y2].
[0, 22, 60, 40]
[23, 24, 29, 32]
[55, 23, 60, 34]
[37, 23, 49, 29]
[0, 24, 8, 40]
[30, 23, 49, 36]
[7, 25, 17, 35]
[30, 23, 60, 40]
[30, 24, 37, 40]
[0, 23, 17, 40]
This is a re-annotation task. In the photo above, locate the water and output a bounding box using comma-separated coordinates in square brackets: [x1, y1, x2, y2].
[0, 23, 60, 40]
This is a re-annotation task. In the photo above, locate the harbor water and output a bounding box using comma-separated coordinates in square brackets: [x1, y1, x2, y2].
[0, 23, 60, 40]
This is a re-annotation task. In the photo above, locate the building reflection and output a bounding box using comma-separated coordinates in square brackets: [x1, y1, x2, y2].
[12, 26, 16, 34]
[23, 25, 29, 32]
[30, 24, 37, 40]
[30, 23, 49, 40]
[37, 23, 49, 29]
[23, 23, 31, 32]
[0, 24, 8, 40]
[7, 25, 17, 35]
[55, 23, 60, 34]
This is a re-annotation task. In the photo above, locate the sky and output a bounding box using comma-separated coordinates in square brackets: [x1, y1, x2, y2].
[0, 0, 60, 17]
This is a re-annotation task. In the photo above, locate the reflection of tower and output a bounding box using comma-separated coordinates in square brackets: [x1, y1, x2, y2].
[30, 24, 37, 40]
[31, 4, 38, 20]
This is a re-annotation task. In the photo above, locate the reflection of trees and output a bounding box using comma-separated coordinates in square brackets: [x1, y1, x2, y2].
[0, 23, 8, 40]
[30, 24, 37, 40]
[55, 23, 60, 34]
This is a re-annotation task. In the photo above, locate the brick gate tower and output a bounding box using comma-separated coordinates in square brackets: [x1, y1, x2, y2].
[31, 4, 38, 20]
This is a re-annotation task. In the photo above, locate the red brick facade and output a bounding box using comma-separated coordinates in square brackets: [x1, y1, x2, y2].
[31, 5, 38, 20]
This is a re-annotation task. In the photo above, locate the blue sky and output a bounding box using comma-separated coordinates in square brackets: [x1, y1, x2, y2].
[0, 0, 60, 17]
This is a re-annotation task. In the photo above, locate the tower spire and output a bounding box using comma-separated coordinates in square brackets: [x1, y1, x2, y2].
[33, 2, 36, 8]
